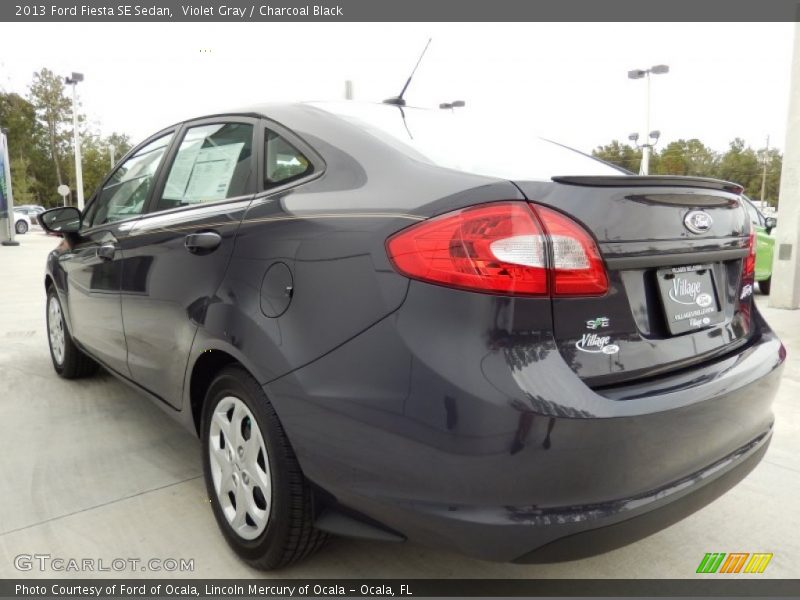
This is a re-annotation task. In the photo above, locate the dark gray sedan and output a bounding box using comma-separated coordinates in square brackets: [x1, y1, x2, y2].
[38, 102, 784, 569]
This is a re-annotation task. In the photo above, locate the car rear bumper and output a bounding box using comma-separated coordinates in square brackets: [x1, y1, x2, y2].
[265, 288, 784, 562]
[515, 430, 770, 562]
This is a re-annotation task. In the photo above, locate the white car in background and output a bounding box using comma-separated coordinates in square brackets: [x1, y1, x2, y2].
[13, 210, 31, 234]
[15, 205, 46, 224]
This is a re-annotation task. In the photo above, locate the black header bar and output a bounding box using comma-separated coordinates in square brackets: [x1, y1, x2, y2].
[3, 579, 800, 598]
[3, 0, 800, 22]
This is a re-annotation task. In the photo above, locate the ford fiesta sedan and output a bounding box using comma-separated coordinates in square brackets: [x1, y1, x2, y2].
[39, 102, 785, 569]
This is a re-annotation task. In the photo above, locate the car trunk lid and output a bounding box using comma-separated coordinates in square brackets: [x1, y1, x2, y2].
[514, 176, 753, 387]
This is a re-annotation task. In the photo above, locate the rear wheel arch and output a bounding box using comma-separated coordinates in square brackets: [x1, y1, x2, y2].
[189, 349, 240, 435]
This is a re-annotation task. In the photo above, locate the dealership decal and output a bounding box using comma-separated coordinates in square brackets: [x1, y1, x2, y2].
[688, 316, 712, 328]
[741, 283, 754, 299]
[696, 552, 773, 574]
[673, 306, 716, 321]
[576, 333, 619, 354]
[668, 276, 713, 307]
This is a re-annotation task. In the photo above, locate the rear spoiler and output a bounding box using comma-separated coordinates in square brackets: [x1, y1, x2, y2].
[552, 175, 743, 195]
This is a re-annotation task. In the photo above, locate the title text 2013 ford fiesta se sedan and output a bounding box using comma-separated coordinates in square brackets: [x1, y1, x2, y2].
[39, 102, 785, 570]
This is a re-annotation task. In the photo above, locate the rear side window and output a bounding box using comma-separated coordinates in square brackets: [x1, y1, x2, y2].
[318, 102, 623, 180]
[156, 122, 253, 210]
[265, 129, 312, 188]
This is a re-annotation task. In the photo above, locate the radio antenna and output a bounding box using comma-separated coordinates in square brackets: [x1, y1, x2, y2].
[383, 38, 432, 107]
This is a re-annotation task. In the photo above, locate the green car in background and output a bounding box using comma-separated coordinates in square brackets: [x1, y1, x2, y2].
[742, 196, 778, 294]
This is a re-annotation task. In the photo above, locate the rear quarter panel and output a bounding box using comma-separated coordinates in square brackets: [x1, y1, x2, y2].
[189, 105, 525, 387]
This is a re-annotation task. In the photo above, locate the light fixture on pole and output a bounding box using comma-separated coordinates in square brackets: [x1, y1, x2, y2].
[628, 64, 669, 175]
[65, 72, 85, 211]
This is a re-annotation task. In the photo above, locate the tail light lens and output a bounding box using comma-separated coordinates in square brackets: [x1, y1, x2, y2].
[743, 230, 756, 279]
[535, 205, 608, 296]
[386, 201, 608, 297]
[386, 202, 548, 295]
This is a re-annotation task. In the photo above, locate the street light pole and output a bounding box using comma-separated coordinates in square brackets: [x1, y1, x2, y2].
[628, 65, 669, 175]
[760, 135, 769, 203]
[641, 71, 652, 175]
[65, 72, 85, 211]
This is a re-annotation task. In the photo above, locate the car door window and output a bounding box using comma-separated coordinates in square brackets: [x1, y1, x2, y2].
[265, 129, 312, 188]
[85, 133, 173, 228]
[156, 122, 254, 211]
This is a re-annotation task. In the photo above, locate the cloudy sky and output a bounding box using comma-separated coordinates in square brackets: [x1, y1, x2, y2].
[0, 22, 794, 154]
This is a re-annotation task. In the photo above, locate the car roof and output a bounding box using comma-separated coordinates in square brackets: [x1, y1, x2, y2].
[180, 101, 432, 130]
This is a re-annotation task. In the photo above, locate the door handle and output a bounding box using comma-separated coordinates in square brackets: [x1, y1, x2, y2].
[185, 231, 222, 254]
[97, 243, 116, 261]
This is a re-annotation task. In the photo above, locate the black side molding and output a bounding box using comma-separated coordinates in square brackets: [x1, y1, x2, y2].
[552, 175, 743, 195]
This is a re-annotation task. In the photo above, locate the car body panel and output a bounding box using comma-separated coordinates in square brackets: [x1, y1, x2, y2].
[265, 284, 782, 560]
[122, 196, 254, 407]
[119, 116, 261, 407]
[50, 220, 137, 375]
[513, 179, 753, 387]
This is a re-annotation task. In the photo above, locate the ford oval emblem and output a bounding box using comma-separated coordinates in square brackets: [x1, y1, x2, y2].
[684, 210, 713, 234]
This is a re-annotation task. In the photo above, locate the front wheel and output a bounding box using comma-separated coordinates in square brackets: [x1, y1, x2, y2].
[759, 277, 771, 295]
[15, 220, 28, 234]
[201, 366, 327, 570]
[46, 287, 98, 378]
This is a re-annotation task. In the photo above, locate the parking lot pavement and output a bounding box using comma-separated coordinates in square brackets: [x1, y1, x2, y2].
[0, 230, 798, 579]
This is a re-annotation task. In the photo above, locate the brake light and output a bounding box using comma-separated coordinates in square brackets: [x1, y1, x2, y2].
[386, 202, 548, 295]
[386, 202, 608, 297]
[743, 230, 756, 279]
[535, 205, 608, 296]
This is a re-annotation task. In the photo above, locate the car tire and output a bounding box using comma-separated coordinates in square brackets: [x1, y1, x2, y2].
[46, 286, 99, 378]
[15, 220, 28, 234]
[759, 277, 771, 295]
[201, 366, 327, 570]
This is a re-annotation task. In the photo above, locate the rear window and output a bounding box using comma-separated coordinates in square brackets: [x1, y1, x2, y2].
[316, 102, 624, 180]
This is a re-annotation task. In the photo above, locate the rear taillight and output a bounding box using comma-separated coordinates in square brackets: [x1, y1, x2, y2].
[386, 202, 548, 295]
[535, 205, 608, 296]
[386, 201, 608, 297]
[743, 230, 756, 279]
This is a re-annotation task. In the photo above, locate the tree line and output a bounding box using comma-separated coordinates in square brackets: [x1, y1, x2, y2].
[0, 68, 132, 207]
[592, 138, 782, 206]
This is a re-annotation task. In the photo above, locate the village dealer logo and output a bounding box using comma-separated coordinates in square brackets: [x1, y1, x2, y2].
[576, 333, 619, 355]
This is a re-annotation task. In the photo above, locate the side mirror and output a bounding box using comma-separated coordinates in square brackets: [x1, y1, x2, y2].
[764, 216, 777, 233]
[39, 207, 82, 235]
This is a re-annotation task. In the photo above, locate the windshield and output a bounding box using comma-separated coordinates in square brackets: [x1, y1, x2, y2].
[315, 102, 624, 180]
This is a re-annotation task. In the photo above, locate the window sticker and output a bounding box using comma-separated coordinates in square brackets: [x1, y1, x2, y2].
[165, 142, 244, 203]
